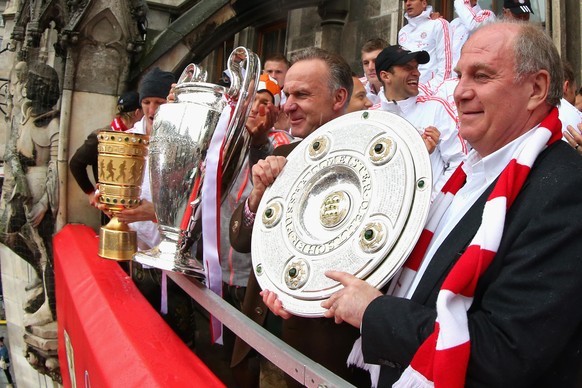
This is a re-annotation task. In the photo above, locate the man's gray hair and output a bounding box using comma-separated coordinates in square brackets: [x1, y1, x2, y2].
[291, 47, 354, 104]
[512, 22, 563, 106]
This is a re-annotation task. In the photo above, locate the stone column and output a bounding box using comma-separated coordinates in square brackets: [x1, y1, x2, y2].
[317, 0, 350, 54]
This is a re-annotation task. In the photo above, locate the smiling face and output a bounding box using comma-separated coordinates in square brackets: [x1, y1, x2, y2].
[283, 58, 347, 138]
[453, 24, 539, 156]
[380, 59, 421, 101]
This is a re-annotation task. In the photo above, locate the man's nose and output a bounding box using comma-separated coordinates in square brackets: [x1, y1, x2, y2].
[283, 100, 296, 114]
[453, 80, 472, 103]
[149, 104, 160, 115]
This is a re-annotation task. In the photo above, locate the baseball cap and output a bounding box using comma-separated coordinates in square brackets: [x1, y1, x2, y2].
[504, 0, 534, 14]
[257, 73, 281, 107]
[375, 45, 430, 74]
[117, 91, 140, 113]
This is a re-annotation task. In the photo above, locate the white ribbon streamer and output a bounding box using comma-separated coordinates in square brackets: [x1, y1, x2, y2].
[201, 99, 235, 345]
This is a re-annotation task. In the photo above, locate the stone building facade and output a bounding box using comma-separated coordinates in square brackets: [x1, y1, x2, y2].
[0, 0, 580, 386]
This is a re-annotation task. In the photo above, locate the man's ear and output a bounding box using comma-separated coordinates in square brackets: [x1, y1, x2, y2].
[378, 70, 390, 85]
[563, 79, 571, 96]
[526, 70, 550, 111]
[333, 87, 349, 112]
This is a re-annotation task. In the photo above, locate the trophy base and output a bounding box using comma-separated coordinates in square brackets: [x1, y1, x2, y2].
[134, 240, 206, 280]
[98, 227, 137, 261]
[173, 252, 206, 279]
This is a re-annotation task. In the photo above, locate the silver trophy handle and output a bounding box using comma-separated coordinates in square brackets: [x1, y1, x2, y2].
[177, 63, 208, 84]
[221, 47, 261, 192]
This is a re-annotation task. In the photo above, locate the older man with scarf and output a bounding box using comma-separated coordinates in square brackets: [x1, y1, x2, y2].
[316, 21, 582, 387]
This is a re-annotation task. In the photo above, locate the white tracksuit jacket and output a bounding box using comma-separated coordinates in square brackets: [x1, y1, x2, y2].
[398, 6, 453, 88]
[450, 0, 496, 69]
[360, 76, 382, 106]
[379, 92, 468, 199]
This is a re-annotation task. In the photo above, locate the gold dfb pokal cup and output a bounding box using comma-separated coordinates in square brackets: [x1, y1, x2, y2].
[96, 131, 149, 260]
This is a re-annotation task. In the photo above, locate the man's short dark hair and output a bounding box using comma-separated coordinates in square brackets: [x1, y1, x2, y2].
[291, 47, 354, 104]
[361, 38, 388, 53]
[264, 53, 291, 68]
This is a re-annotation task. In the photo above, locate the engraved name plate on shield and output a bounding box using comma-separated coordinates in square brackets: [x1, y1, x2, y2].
[251, 110, 433, 317]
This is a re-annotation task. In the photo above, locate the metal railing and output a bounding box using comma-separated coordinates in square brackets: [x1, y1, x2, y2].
[168, 272, 356, 388]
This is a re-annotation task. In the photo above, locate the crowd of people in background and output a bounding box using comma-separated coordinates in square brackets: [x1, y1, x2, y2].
[66, 0, 582, 387]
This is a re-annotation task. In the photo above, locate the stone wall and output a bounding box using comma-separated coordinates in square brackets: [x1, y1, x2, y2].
[0, 2, 146, 386]
[1, 245, 59, 387]
[0, 0, 15, 162]
[283, 1, 402, 76]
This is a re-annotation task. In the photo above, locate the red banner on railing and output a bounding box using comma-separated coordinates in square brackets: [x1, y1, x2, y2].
[54, 224, 224, 388]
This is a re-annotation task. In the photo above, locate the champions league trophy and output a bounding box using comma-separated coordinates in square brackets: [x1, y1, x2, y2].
[97, 131, 149, 260]
[134, 47, 260, 276]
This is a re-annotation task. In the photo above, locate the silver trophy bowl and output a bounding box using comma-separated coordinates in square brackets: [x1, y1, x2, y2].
[134, 47, 261, 276]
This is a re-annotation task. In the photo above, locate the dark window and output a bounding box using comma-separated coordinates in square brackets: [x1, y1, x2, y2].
[257, 20, 287, 59]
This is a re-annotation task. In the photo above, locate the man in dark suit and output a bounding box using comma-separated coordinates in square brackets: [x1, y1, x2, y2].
[229, 48, 374, 387]
[317, 21, 582, 387]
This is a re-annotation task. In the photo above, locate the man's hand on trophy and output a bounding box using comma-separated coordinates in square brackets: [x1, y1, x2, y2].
[94, 184, 113, 217]
[248, 155, 287, 212]
[116, 199, 157, 224]
[321, 271, 382, 328]
[96, 203, 112, 218]
[260, 289, 292, 319]
[167, 83, 178, 103]
[87, 190, 100, 208]
[247, 102, 279, 147]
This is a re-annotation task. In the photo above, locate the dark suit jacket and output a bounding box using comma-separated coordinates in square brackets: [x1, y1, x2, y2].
[229, 141, 368, 387]
[362, 141, 582, 387]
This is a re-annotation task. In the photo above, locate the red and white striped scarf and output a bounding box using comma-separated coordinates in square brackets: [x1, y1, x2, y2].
[110, 117, 129, 132]
[394, 107, 562, 387]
